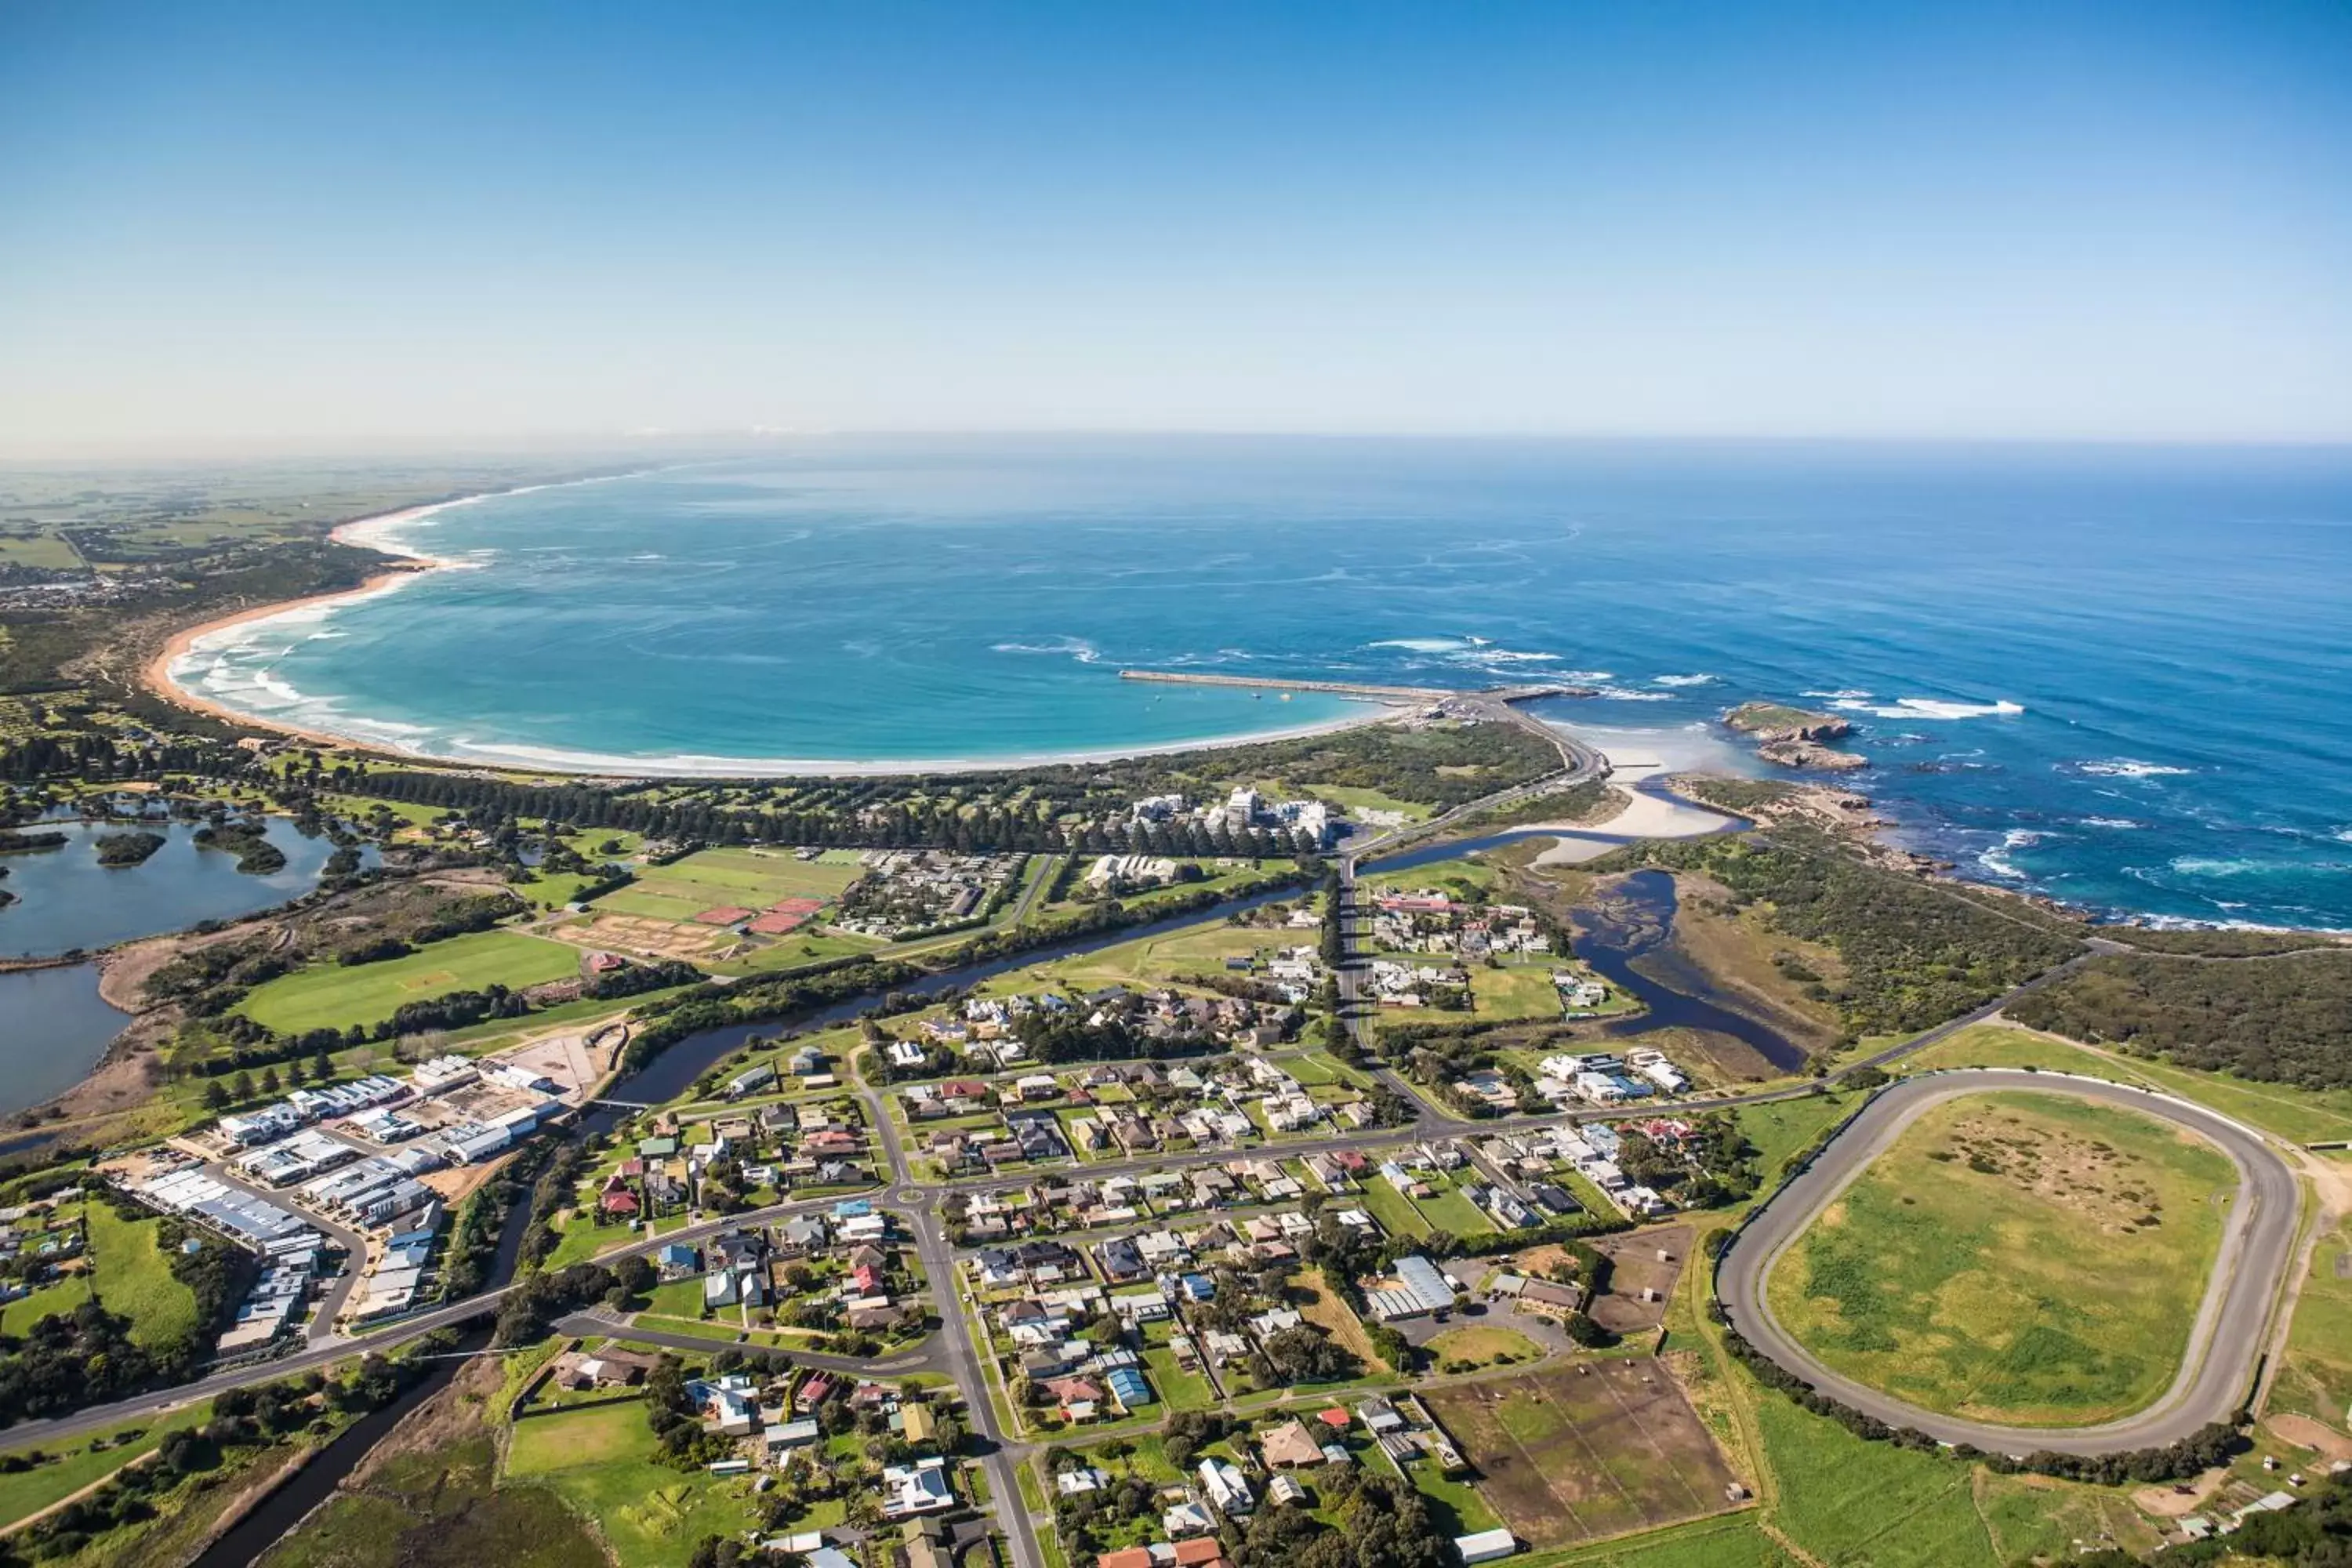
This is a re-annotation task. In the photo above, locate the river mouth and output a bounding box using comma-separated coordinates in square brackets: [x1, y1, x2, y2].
[1573, 869, 1812, 1074]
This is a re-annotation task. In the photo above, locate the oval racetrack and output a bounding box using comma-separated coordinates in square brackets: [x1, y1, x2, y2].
[1714, 1069, 2300, 1455]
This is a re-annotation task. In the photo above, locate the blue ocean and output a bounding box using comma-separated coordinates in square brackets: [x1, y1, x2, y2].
[175, 437, 2352, 931]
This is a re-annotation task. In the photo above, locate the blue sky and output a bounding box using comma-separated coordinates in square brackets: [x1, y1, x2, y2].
[3, 2, 2349, 452]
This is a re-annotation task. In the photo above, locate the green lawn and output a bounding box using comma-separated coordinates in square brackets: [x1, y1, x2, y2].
[1142, 1345, 1217, 1409]
[503, 1401, 763, 1568]
[1396, 1455, 1501, 1537]
[0, 1403, 214, 1530]
[1468, 960, 1566, 1022]
[238, 931, 583, 1035]
[1766, 1089, 2235, 1425]
[1415, 1177, 1497, 1238]
[0, 1276, 83, 1338]
[1426, 1324, 1542, 1367]
[643, 1277, 710, 1320]
[1357, 1175, 1434, 1240]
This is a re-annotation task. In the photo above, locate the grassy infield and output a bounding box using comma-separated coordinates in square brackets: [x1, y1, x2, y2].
[1767, 1090, 2234, 1426]
[1638, 1022, 2352, 1568]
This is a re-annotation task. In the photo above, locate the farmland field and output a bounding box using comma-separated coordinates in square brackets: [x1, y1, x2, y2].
[238, 930, 583, 1034]
[1424, 1362, 1740, 1548]
[1766, 1090, 2235, 1425]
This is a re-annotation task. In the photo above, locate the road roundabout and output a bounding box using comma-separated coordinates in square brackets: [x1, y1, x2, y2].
[1715, 1068, 2301, 1457]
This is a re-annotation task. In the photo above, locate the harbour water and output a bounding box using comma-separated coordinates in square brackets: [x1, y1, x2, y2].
[166, 437, 2352, 929]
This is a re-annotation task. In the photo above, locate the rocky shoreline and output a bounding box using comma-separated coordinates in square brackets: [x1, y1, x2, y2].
[1721, 701, 1870, 771]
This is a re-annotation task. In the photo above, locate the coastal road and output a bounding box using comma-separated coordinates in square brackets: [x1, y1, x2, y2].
[1715, 1067, 2301, 1457]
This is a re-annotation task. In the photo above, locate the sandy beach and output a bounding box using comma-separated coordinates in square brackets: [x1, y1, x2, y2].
[138, 480, 1407, 776]
[1524, 758, 1741, 864]
[139, 482, 489, 750]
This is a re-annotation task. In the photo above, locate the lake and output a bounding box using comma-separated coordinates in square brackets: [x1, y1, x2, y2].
[0, 816, 340, 959]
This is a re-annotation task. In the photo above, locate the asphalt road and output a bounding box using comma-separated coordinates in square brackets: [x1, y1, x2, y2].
[554, 1310, 946, 1377]
[1715, 1067, 2300, 1457]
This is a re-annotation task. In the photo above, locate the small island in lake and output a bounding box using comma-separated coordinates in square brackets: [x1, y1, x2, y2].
[93, 829, 169, 867]
[0, 828, 71, 854]
[192, 818, 289, 874]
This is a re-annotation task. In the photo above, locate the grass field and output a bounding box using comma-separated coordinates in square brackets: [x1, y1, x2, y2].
[1258, 780, 1433, 823]
[1427, 1324, 1543, 1366]
[260, 1435, 597, 1568]
[238, 930, 582, 1034]
[1468, 960, 1566, 1022]
[1358, 1174, 1434, 1240]
[1424, 1363, 1740, 1548]
[1360, 854, 1500, 900]
[979, 917, 1281, 997]
[1767, 1089, 2236, 1425]
[593, 846, 863, 925]
[1394, 1454, 1502, 1537]
[2275, 1216, 2352, 1429]
[1733, 1092, 1857, 1185]
[1142, 1345, 1217, 1408]
[503, 1400, 762, 1568]
[0, 1276, 82, 1338]
[0, 1403, 215, 1529]
[1747, 1388, 1992, 1566]
[88, 1202, 201, 1350]
[1534, 1515, 1795, 1567]
[1416, 1174, 1498, 1237]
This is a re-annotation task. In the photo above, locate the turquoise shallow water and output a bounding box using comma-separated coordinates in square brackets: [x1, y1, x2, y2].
[171, 436, 2352, 929]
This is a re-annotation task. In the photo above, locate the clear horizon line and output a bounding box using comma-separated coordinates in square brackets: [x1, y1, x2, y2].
[7, 425, 2352, 466]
